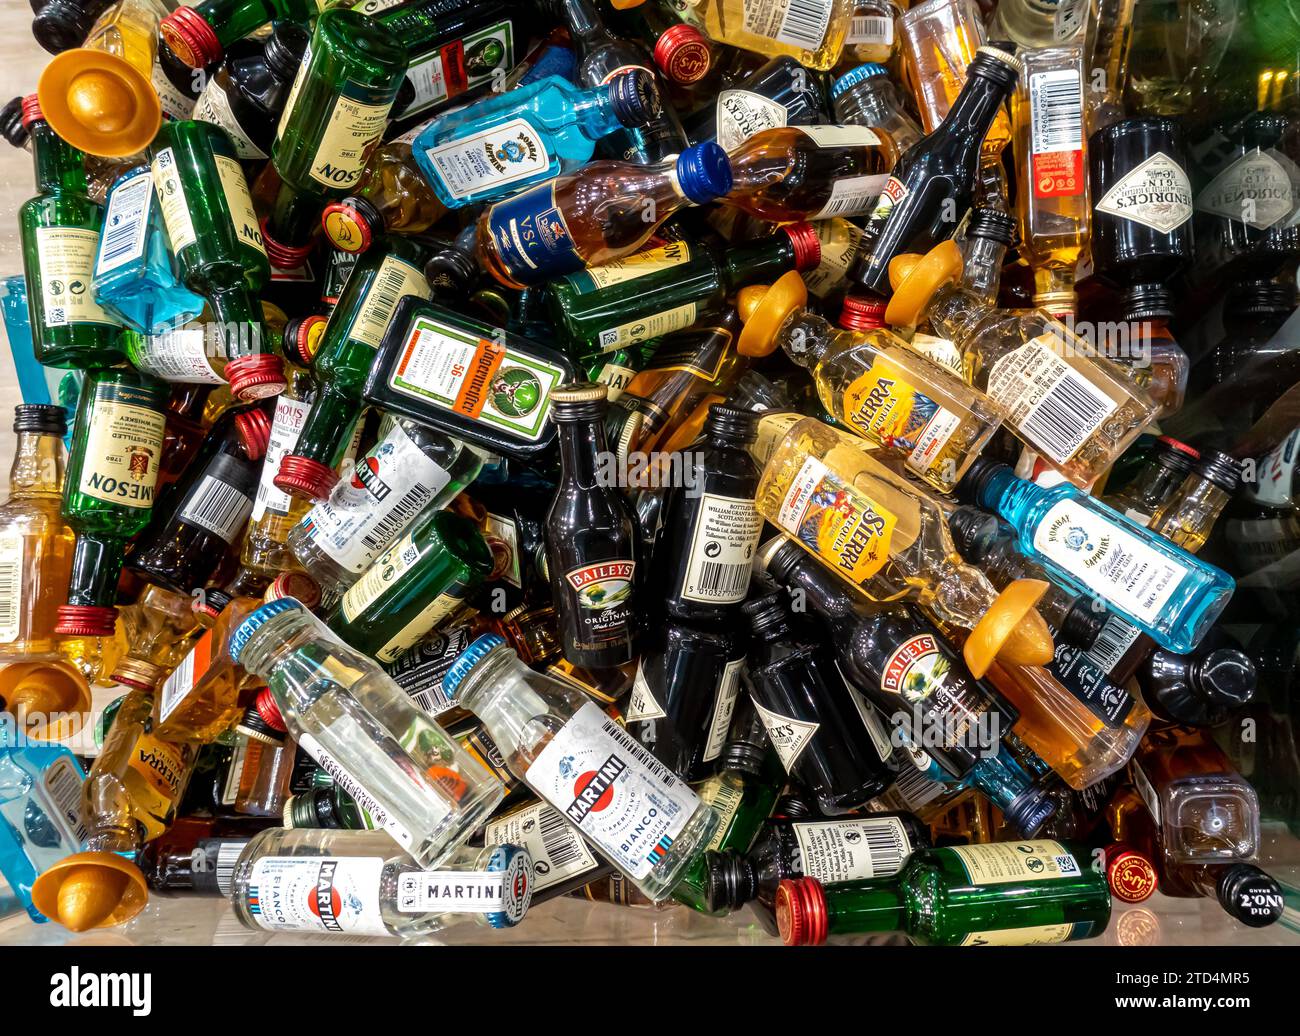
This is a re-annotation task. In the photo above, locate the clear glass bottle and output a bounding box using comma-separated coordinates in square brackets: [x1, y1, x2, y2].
[109, 582, 205, 691]
[1148, 451, 1242, 555]
[830, 62, 923, 154]
[688, 0, 856, 70]
[1100, 435, 1199, 527]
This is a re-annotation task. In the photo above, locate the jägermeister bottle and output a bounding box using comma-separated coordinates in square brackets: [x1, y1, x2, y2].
[55, 368, 169, 636]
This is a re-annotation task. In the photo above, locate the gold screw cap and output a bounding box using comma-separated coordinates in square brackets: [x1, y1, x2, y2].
[736, 271, 808, 357]
[883, 240, 964, 329]
[31, 852, 148, 932]
[963, 578, 1054, 678]
[37, 49, 161, 158]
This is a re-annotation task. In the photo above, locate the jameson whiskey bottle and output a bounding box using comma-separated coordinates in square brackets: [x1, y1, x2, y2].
[263, 9, 409, 268]
[149, 120, 282, 400]
[55, 368, 169, 637]
[161, 0, 351, 67]
[19, 96, 123, 369]
[545, 383, 641, 668]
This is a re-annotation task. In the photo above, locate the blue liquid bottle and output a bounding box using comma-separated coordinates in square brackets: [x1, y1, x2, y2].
[91, 166, 205, 334]
[0, 726, 88, 922]
[412, 70, 660, 209]
[961, 459, 1234, 654]
[1, 275, 81, 447]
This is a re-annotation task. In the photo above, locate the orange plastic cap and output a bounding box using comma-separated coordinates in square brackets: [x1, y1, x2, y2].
[963, 578, 1054, 678]
[37, 49, 161, 158]
[884, 240, 963, 329]
[31, 852, 148, 932]
[736, 271, 808, 357]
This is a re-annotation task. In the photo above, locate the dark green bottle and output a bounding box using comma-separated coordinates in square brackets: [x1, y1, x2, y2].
[777, 839, 1111, 945]
[148, 120, 282, 400]
[274, 236, 432, 501]
[263, 9, 408, 267]
[161, 0, 335, 69]
[19, 95, 123, 369]
[547, 224, 819, 354]
[326, 509, 493, 664]
[55, 367, 170, 636]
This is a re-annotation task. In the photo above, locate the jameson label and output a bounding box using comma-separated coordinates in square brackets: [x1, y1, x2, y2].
[305, 91, 393, 189]
[1095, 151, 1194, 233]
[401, 20, 515, 118]
[564, 239, 692, 292]
[151, 147, 196, 252]
[841, 363, 963, 476]
[597, 303, 698, 352]
[35, 228, 117, 328]
[194, 80, 267, 160]
[715, 89, 788, 151]
[349, 255, 431, 349]
[775, 455, 896, 582]
[387, 314, 564, 443]
[563, 560, 636, 647]
[960, 922, 1086, 946]
[792, 817, 913, 883]
[425, 118, 550, 200]
[948, 840, 1081, 884]
[77, 382, 167, 508]
[246, 856, 390, 936]
[1195, 150, 1298, 230]
[374, 590, 465, 664]
[213, 154, 267, 256]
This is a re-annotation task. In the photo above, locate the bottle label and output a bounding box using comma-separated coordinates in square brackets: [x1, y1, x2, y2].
[848, 13, 894, 44]
[402, 20, 515, 119]
[793, 816, 913, 883]
[1031, 501, 1189, 623]
[348, 255, 431, 349]
[1123, 506, 1154, 527]
[77, 383, 167, 509]
[959, 922, 1082, 946]
[221, 741, 247, 806]
[340, 530, 425, 620]
[424, 117, 552, 201]
[868, 175, 909, 221]
[1028, 68, 1084, 199]
[296, 731, 416, 850]
[803, 219, 862, 297]
[374, 591, 464, 664]
[525, 701, 702, 880]
[751, 411, 805, 468]
[798, 125, 881, 148]
[484, 183, 582, 281]
[484, 799, 598, 895]
[396, 856, 531, 921]
[1131, 759, 1162, 825]
[177, 457, 256, 544]
[35, 228, 117, 328]
[812, 174, 888, 219]
[1094, 151, 1194, 233]
[626, 663, 667, 722]
[0, 532, 21, 643]
[564, 240, 692, 292]
[245, 856, 389, 937]
[387, 313, 564, 442]
[1245, 427, 1299, 507]
[597, 303, 698, 352]
[484, 512, 522, 587]
[136, 327, 223, 383]
[714, 90, 788, 152]
[750, 697, 819, 772]
[985, 336, 1118, 464]
[193, 80, 268, 160]
[1084, 614, 1143, 673]
[253, 395, 312, 521]
[43, 754, 88, 843]
[947, 840, 1081, 885]
[678, 493, 764, 604]
[563, 560, 637, 646]
[306, 91, 393, 190]
[841, 363, 962, 476]
[151, 147, 197, 253]
[744, 0, 833, 51]
[698, 775, 745, 851]
[97, 169, 153, 276]
[1195, 150, 1297, 230]
[774, 455, 896, 582]
[213, 154, 267, 257]
[596, 362, 637, 401]
[127, 732, 190, 803]
[302, 421, 451, 573]
[909, 332, 965, 376]
[703, 657, 745, 762]
[1049, 639, 1135, 726]
[151, 62, 195, 122]
[158, 629, 213, 723]
[849, 688, 895, 762]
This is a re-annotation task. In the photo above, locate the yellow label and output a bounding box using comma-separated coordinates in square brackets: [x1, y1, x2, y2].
[583, 240, 692, 289]
[752, 411, 805, 468]
[34, 227, 117, 328]
[960, 923, 1078, 946]
[947, 840, 1081, 885]
[842, 361, 918, 440]
[213, 154, 266, 257]
[597, 302, 698, 352]
[350, 255, 432, 348]
[309, 93, 391, 189]
[375, 593, 463, 663]
[151, 147, 196, 252]
[78, 399, 167, 508]
[128, 733, 188, 802]
[341, 531, 423, 621]
[775, 455, 896, 582]
[803, 219, 862, 298]
[698, 775, 746, 852]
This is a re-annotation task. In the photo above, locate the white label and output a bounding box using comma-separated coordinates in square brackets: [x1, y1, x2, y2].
[1032, 501, 1189, 622]
[577, 240, 692, 289]
[597, 302, 698, 351]
[813, 174, 889, 218]
[340, 530, 424, 620]
[0, 532, 23, 644]
[42, 755, 87, 842]
[1095, 151, 1194, 233]
[158, 645, 197, 722]
[396, 855, 531, 923]
[178, 474, 254, 543]
[798, 125, 881, 148]
[848, 14, 893, 44]
[750, 697, 819, 772]
[525, 702, 700, 880]
[484, 801, 597, 894]
[349, 255, 431, 349]
[906, 406, 963, 472]
[793, 816, 912, 882]
[253, 396, 312, 521]
[1132, 760, 1162, 825]
[1085, 614, 1143, 671]
[1196, 150, 1297, 230]
[803, 218, 863, 297]
[986, 336, 1118, 464]
[35, 228, 117, 328]
[151, 62, 195, 121]
[678, 493, 764, 604]
[151, 147, 197, 252]
[424, 118, 551, 201]
[625, 664, 668, 722]
[307, 92, 392, 190]
[297, 732, 416, 850]
[246, 856, 389, 937]
[715, 90, 788, 152]
[703, 658, 745, 762]
[1028, 69, 1083, 154]
[222, 741, 248, 805]
[910, 333, 965, 376]
[743, 0, 833, 50]
[137, 327, 223, 383]
[194, 80, 268, 160]
[213, 154, 266, 257]
[1123, 506, 1154, 527]
[97, 170, 152, 275]
[596, 362, 637, 401]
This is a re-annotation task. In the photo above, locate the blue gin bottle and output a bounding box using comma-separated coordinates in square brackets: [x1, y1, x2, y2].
[91, 166, 204, 334]
[0, 728, 88, 922]
[413, 70, 660, 209]
[1, 276, 81, 447]
[961, 459, 1234, 654]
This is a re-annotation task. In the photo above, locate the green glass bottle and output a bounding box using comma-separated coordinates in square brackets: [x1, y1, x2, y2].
[55, 368, 170, 637]
[274, 236, 432, 501]
[326, 509, 493, 665]
[148, 120, 283, 401]
[262, 9, 408, 268]
[777, 839, 1111, 946]
[161, 0, 350, 69]
[548, 224, 820, 355]
[18, 95, 123, 370]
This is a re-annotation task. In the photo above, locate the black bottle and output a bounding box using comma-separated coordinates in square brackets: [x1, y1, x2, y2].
[127, 406, 264, 595]
[545, 382, 641, 667]
[1089, 116, 1195, 293]
[741, 587, 896, 815]
[1137, 628, 1257, 727]
[1, 97, 29, 149]
[1202, 280, 1299, 390]
[155, 37, 206, 122]
[655, 404, 764, 624]
[704, 811, 930, 929]
[625, 618, 747, 782]
[849, 44, 1022, 298]
[31, 0, 113, 53]
[192, 22, 309, 164]
[684, 55, 826, 149]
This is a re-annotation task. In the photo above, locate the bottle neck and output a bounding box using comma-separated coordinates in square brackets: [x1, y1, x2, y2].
[943, 71, 1014, 154]
[31, 121, 88, 196]
[208, 286, 266, 360]
[556, 415, 610, 490]
[721, 235, 797, 294]
[780, 312, 834, 371]
[960, 236, 1007, 302]
[979, 468, 1038, 525]
[1127, 458, 1191, 511]
[9, 430, 65, 496]
[963, 750, 1035, 815]
[66, 535, 128, 608]
[777, 553, 864, 624]
[562, 0, 612, 48]
[577, 85, 628, 142]
[926, 283, 987, 342]
[455, 648, 551, 761]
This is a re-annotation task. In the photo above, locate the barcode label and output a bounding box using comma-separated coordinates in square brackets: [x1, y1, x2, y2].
[348, 255, 430, 349]
[484, 799, 598, 894]
[1085, 615, 1142, 671]
[1029, 69, 1083, 153]
[794, 816, 912, 882]
[677, 492, 763, 604]
[1055, 853, 1081, 877]
[159, 645, 198, 722]
[892, 761, 946, 809]
[359, 483, 434, 552]
[537, 804, 584, 869]
[696, 562, 751, 598]
[44, 755, 88, 843]
[601, 718, 679, 789]
[776, 0, 833, 49]
[0, 532, 22, 644]
[216, 841, 245, 896]
[179, 475, 254, 543]
[97, 170, 152, 275]
[813, 173, 888, 218]
[848, 14, 893, 44]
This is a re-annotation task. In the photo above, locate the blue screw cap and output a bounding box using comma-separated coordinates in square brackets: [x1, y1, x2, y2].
[831, 63, 889, 99]
[676, 141, 732, 204]
[441, 633, 507, 701]
[228, 597, 303, 665]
